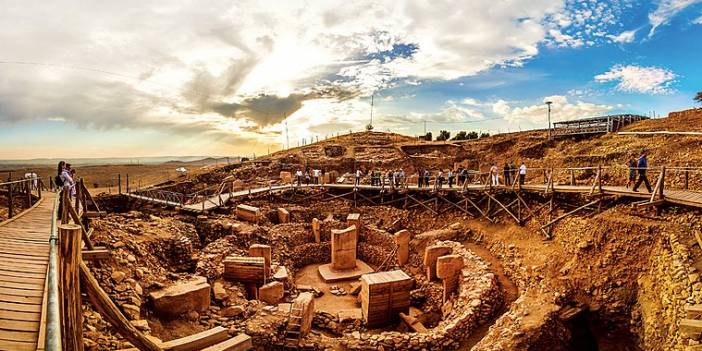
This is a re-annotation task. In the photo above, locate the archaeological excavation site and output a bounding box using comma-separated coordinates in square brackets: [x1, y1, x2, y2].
[6, 109, 702, 351]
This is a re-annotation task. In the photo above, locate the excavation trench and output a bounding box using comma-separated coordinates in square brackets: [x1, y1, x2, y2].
[83, 191, 691, 350]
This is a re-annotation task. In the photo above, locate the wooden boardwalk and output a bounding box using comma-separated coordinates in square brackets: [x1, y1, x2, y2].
[0, 192, 54, 351]
[127, 182, 702, 213]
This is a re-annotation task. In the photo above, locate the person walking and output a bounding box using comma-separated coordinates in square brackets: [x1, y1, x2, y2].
[447, 169, 454, 188]
[417, 169, 423, 188]
[436, 170, 444, 189]
[490, 163, 499, 187]
[503, 162, 512, 186]
[312, 169, 320, 184]
[519, 162, 527, 185]
[424, 170, 430, 189]
[399, 168, 405, 188]
[626, 158, 637, 189]
[305, 170, 311, 185]
[295, 169, 303, 186]
[632, 150, 653, 192]
[355, 169, 362, 186]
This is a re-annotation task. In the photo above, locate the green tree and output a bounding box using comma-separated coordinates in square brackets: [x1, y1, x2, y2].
[420, 132, 432, 141]
[695, 91, 702, 103]
[451, 131, 468, 140]
[480, 132, 491, 138]
[436, 130, 451, 141]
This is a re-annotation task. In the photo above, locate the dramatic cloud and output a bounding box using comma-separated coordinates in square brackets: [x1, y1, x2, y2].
[594, 65, 677, 94]
[694, 13, 702, 23]
[0, 0, 640, 152]
[648, 0, 702, 37]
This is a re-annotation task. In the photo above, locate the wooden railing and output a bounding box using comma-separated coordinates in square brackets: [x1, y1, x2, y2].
[0, 177, 45, 219]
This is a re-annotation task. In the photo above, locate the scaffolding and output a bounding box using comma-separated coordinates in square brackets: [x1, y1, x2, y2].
[552, 114, 649, 137]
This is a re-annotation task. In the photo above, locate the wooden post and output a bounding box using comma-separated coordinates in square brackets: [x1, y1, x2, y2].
[685, 168, 689, 190]
[118, 174, 122, 194]
[75, 179, 81, 214]
[8, 183, 13, 219]
[126, 174, 130, 193]
[59, 224, 83, 351]
[26, 180, 32, 208]
[79, 263, 162, 351]
[38, 179, 42, 199]
[570, 169, 575, 185]
[598, 165, 603, 193]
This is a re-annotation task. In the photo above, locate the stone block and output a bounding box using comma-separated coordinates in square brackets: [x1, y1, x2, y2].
[258, 281, 284, 305]
[394, 230, 410, 266]
[277, 208, 290, 223]
[292, 292, 315, 337]
[312, 218, 321, 243]
[436, 255, 464, 302]
[331, 225, 357, 270]
[150, 276, 211, 318]
[248, 244, 272, 277]
[236, 204, 261, 223]
[280, 171, 292, 184]
[423, 245, 452, 281]
[347, 213, 361, 240]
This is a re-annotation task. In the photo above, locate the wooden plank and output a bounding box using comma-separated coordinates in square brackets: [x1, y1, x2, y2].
[201, 334, 252, 351]
[0, 280, 44, 291]
[0, 328, 37, 342]
[82, 247, 110, 261]
[0, 269, 47, 280]
[0, 339, 36, 351]
[0, 318, 39, 331]
[0, 294, 42, 305]
[79, 262, 162, 351]
[686, 305, 702, 319]
[0, 287, 44, 297]
[680, 318, 702, 337]
[0, 309, 41, 322]
[0, 300, 42, 313]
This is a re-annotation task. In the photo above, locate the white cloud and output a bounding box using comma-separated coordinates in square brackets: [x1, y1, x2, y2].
[607, 29, 638, 43]
[495, 96, 613, 124]
[648, 0, 702, 37]
[594, 65, 677, 94]
[694, 13, 702, 23]
[0, 0, 639, 152]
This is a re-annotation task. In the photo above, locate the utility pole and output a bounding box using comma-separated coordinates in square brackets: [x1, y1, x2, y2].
[423, 120, 427, 135]
[367, 94, 374, 131]
[285, 115, 289, 150]
[545, 101, 553, 140]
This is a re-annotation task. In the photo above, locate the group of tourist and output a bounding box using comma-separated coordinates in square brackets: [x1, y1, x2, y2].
[290, 150, 654, 193]
[294, 168, 326, 186]
[488, 161, 527, 187]
[53, 161, 77, 196]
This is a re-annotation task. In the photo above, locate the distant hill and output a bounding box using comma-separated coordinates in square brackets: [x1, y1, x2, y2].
[0, 156, 241, 167]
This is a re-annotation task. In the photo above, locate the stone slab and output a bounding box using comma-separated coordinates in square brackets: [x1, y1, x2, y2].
[318, 259, 374, 283]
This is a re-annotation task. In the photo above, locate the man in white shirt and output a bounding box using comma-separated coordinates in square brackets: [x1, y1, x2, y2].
[312, 169, 320, 184]
[295, 170, 303, 186]
[355, 169, 362, 186]
[519, 162, 527, 185]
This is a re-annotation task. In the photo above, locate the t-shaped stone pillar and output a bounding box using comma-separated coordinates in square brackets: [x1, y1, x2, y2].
[423, 245, 452, 281]
[331, 225, 357, 270]
[436, 254, 464, 303]
[312, 218, 321, 243]
[347, 213, 361, 240]
[394, 230, 410, 266]
[249, 244, 272, 279]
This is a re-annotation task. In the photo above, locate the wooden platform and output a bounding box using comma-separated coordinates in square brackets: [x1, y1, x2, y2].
[128, 181, 702, 214]
[0, 193, 55, 351]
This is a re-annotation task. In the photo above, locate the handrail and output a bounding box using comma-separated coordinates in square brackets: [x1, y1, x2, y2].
[45, 189, 63, 351]
[0, 177, 42, 186]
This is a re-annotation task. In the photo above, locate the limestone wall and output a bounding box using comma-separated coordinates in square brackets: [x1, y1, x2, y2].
[337, 241, 502, 351]
[636, 230, 700, 350]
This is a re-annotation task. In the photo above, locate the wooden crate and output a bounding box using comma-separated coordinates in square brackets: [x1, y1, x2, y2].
[223, 256, 266, 283]
[360, 270, 413, 327]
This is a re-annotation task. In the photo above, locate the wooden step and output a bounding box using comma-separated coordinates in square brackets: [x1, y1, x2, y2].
[201, 334, 252, 351]
[686, 305, 702, 319]
[118, 326, 228, 351]
[680, 318, 702, 338]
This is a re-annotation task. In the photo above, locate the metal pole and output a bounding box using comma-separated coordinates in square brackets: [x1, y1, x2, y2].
[546, 101, 553, 139]
[45, 191, 63, 351]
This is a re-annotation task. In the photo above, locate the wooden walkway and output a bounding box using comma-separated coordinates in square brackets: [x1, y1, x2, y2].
[127, 182, 702, 213]
[0, 192, 54, 351]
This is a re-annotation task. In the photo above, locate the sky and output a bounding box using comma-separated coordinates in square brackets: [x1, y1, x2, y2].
[1, 0, 701, 159]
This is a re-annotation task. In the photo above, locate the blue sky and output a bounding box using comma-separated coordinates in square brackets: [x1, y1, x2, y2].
[0, 0, 701, 159]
